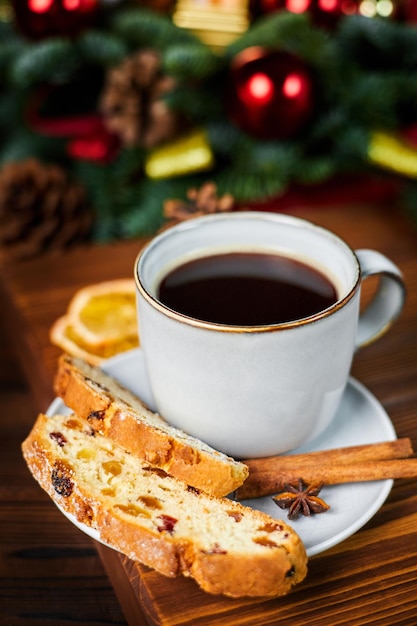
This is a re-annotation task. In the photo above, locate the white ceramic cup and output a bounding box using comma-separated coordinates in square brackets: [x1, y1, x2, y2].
[135, 212, 405, 458]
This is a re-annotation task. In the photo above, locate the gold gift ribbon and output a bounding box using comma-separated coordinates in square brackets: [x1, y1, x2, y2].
[145, 129, 214, 179]
[368, 130, 417, 178]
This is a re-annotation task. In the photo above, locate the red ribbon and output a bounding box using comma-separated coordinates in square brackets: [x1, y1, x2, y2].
[25, 89, 120, 163]
[67, 126, 121, 163]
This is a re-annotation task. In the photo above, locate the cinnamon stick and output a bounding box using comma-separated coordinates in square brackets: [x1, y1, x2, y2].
[243, 438, 413, 470]
[236, 439, 415, 500]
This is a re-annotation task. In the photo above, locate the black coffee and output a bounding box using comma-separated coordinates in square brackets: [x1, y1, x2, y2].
[158, 252, 338, 325]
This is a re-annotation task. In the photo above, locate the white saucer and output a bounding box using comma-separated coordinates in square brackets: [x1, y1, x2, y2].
[47, 348, 396, 558]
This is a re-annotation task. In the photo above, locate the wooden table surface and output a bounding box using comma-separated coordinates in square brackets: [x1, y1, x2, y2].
[1, 201, 417, 625]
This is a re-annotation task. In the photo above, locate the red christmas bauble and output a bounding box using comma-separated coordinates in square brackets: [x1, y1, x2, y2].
[226, 47, 315, 141]
[12, 0, 98, 39]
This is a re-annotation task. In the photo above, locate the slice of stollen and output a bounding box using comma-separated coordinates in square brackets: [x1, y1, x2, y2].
[22, 412, 307, 598]
[54, 354, 248, 497]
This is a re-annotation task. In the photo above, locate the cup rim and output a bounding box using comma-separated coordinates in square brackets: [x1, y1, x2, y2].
[134, 211, 361, 333]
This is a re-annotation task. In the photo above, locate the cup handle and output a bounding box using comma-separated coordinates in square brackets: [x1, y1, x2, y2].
[355, 249, 406, 350]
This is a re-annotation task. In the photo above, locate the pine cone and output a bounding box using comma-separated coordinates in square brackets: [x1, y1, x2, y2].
[0, 158, 93, 261]
[99, 50, 188, 149]
[162, 182, 235, 229]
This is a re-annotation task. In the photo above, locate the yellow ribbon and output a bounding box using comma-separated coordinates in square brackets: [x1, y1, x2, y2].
[145, 129, 214, 180]
[368, 130, 417, 179]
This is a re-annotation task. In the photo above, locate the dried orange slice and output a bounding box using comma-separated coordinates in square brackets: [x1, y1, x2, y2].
[66, 279, 137, 346]
[50, 279, 139, 363]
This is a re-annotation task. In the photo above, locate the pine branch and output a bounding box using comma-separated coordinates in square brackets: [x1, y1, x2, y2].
[226, 11, 331, 66]
[120, 178, 192, 236]
[292, 155, 338, 185]
[0, 128, 66, 166]
[163, 43, 222, 80]
[164, 81, 225, 123]
[216, 166, 288, 201]
[10, 38, 81, 88]
[0, 25, 26, 79]
[76, 30, 128, 67]
[75, 147, 148, 240]
[206, 122, 242, 157]
[213, 136, 299, 200]
[336, 14, 417, 70]
[109, 7, 197, 51]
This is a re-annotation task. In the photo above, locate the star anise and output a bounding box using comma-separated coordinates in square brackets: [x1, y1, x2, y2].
[272, 479, 330, 520]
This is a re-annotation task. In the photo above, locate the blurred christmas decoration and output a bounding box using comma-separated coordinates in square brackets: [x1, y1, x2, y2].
[0, 158, 93, 259]
[1, 1, 417, 252]
[145, 129, 214, 178]
[25, 83, 121, 163]
[368, 130, 417, 178]
[226, 46, 315, 139]
[249, 0, 359, 28]
[100, 49, 189, 149]
[173, 0, 250, 50]
[0, 0, 13, 21]
[162, 181, 235, 228]
[12, 0, 98, 39]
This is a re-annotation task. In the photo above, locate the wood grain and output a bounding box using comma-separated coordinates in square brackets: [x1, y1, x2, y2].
[0, 343, 128, 625]
[1, 203, 417, 625]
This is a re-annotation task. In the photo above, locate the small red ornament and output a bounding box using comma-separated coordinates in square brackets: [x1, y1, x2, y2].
[226, 47, 315, 141]
[249, 0, 358, 27]
[12, 0, 98, 39]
